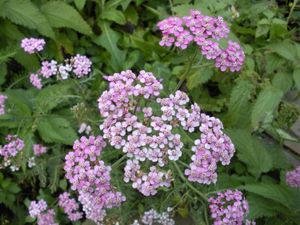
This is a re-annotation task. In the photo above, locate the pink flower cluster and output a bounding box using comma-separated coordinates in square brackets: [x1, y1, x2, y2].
[131, 208, 175, 225]
[286, 166, 300, 188]
[33, 144, 47, 156]
[30, 55, 91, 89]
[21, 38, 45, 54]
[208, 190, 250, 225]
[98, 70, 235, 195]
[0, 135, 24, 159]
[29, 199, 58, 225]
[157, 10, 245, 72]
[58, 192, 83, 221]
[64, 136, 125, 223]
[0, 94, 7, 115]
[185, 114, 235, 184]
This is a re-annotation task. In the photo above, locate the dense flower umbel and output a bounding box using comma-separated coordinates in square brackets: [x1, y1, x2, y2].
[208, 190, 250, 225]
[0, 94, 7, 115]
[33, 144, 47, 156]
[286, 166, 300, 188]
[58, 192, 83, 221]
[157, 10, 245, 72]
[98, 70, 235, 195]
[130, 208, 175, 225]
[0, 135, 24, 159]
[64, 136, 125, 224]
[21, 38, 45, 54]
[29, 199, 58, 225]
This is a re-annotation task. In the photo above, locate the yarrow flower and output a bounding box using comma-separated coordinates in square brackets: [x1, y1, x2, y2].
[286, 166, 300, 188]
[0, 94, 7, 115]
[64, 136, 125, 224]
[72, 54, 92, 78]
[58, 192, 83, 221]
[208, 190, 250, 225]
[30, 73, 43, 89]
[29, 199, 58, 225]
[78, 123, 92, 135]
[33, 144, 47, 156]
[98, 70, 235, 195]
[131, 208, 175, 225]
[29, 200, 48, 218]
[0, 135, 24, 159]
[157, 10, 245, 72]
[21, 38, 45, 54]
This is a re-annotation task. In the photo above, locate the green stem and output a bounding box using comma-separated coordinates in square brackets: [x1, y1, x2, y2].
[172, 161, 208, 202]
[169, 0, 174, 15]
[175, 51, 198, 91]
[112, 155, 127, 169]
[287, 0, 298, 23]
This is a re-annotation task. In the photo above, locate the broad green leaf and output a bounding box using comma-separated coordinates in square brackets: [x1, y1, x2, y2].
[225, 79, 254, 128]
[242, 183, 296, 209]
[74, 0, 86, 11]
[256, 19, 270, 38]
[187, 67, 213, 90]
[270, 18, 288, 39]
[251, 85, 283, 130]
[247, 194, 289, 219]
[5, 89, 32, 116]
[105, 0, 132, 10]
[0, 0, 55, 38]
[226, 129, 273, 177]
[41, 1, 92, 35]
[102, 9, 126, 25]
[94, 21, 125, 70]
[37, 115, 77, 145]
[293, 68, 300, 90]
[272, 72, 293, 94]
[270, 40, 296, 61]
[34, 83, 73, 113]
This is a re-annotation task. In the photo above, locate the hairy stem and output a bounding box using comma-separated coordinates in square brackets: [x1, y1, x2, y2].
[287, 0, 298, 23]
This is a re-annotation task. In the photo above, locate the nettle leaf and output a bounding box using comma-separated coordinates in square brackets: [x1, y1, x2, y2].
[0, 0, 55, 38]
[247, 194, 289, 219]
[272, 72, 293, 94]
[251, 85, 283, 130]
[34, 83, 73, 113]
[94, 21, 126, 70]
[225, 79, 254, 128]
[187, 67, 213, 90]
[242, 183, 296, 209]
[226, 129, 273, 177]
[5, 89, 32, 116]
[41, 1, 92, 35]
[37, 115, 77, 145]
[270, 40, 296, 61]
[101, 9, 126, 25]
[293, 68, 300, 90]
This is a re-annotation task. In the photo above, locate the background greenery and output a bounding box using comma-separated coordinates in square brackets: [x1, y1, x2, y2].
[0, 0, 300, 224]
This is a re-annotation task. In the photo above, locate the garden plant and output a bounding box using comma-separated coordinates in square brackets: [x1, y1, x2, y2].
[0, 0, 300, 225]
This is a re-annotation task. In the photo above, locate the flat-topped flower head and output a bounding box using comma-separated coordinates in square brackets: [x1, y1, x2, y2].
[286, 166, 300, 188]
[21, 38, 45, 54]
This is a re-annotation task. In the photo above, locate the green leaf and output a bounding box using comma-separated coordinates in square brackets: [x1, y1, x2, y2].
[0, 0, 55, 38]
[34, 83, 73, 113]
[242, 183, 296, 209]
[187, 67, 213, 90]
[94, 21, 125, 70]
[101, 9, 126, 25]
[255, 18, 270, 38]
[270, 40, 296, 61]
[105, 0, 132, 10]
[293, 68, 300, 90]
[74, 0, 86, 11]
[226, 129, 273, 177]
[5, 89, 32, 116]
[41, 1, 92, 35]
[251, 85, 283, 130]
[37, 115, 77, 145]
[270, 18, 288, 39]
[225, 79, 254, 128]
[272, 72, 293, 94]
[247, 194, 288, 219]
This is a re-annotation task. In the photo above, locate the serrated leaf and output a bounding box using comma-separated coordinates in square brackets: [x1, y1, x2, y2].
[251, 85, 283, 130]
[37, 115, 77, 145]
[187, 67, 213, 90]
[270, 40, 296, 61]
[242, 183, 295, 209]
[272, 72, 293, 94]
[226, 129, 273, 177]
[0, 0, 55, 38]
[74, 0, 86, 11]
[34, 83, 73, 113]
[41, 1, 92, 35]
[225, 79, 254, 128]
[247, 194, 288, 219]
[105, 0, 131, 10]
[293, 68, 300, 90]
[5, 89, 32, 116]
[94, 21, 125, 70]
[102, 9, 126, 25]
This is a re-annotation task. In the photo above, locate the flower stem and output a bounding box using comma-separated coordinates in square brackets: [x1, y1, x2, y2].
[287, 0, 298, 24]
[175, 50, 198, 91]
[112, 155, 127, 169]
[172, 161, 208, 202]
